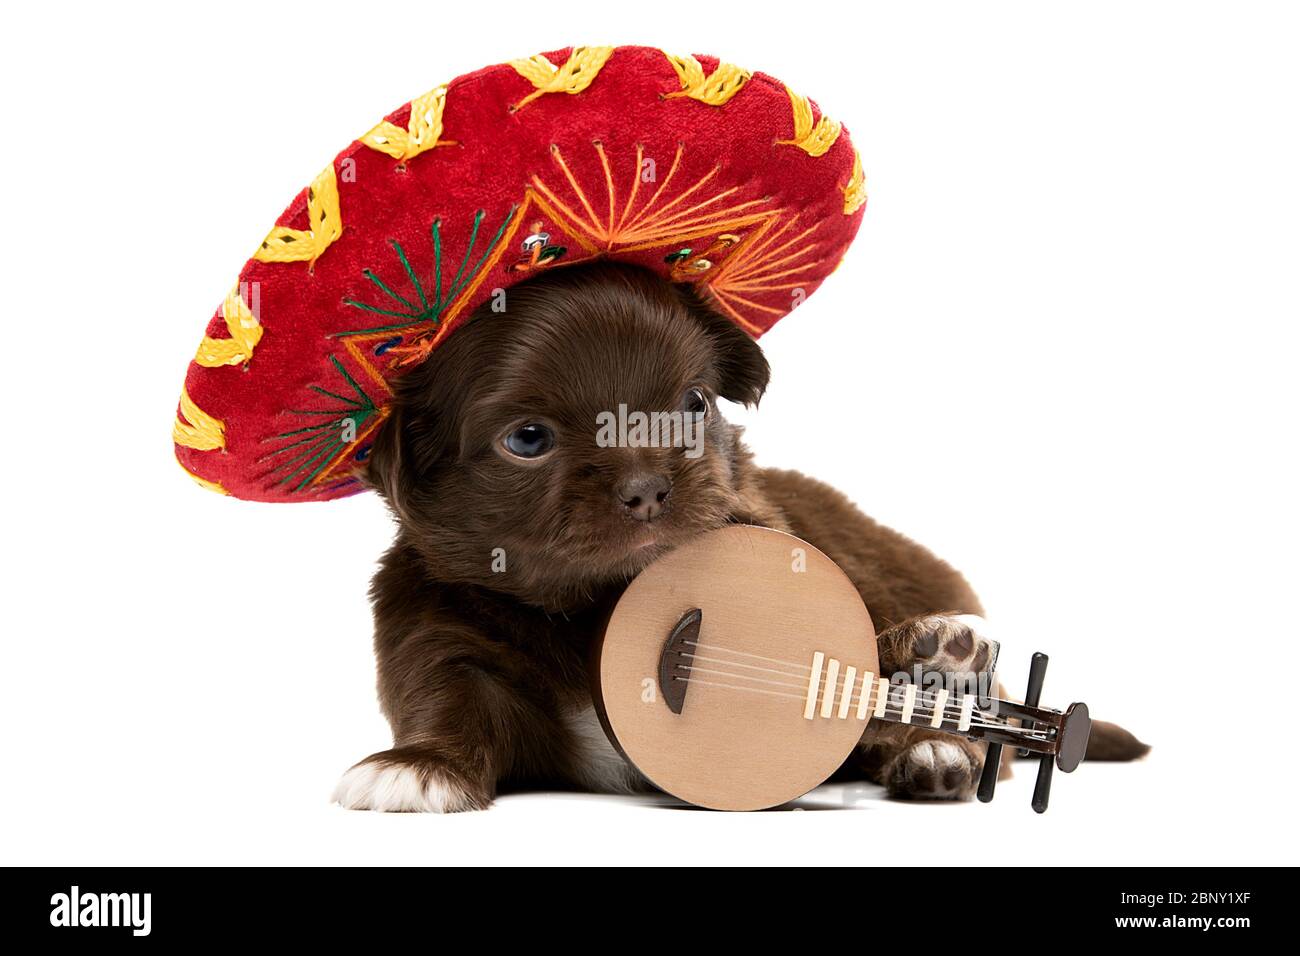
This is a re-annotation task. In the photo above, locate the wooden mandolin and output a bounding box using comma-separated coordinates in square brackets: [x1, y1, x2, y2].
[592, 525, 1092, 812]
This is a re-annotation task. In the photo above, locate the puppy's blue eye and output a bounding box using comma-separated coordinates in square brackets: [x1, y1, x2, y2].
[503, 423, 555, 459]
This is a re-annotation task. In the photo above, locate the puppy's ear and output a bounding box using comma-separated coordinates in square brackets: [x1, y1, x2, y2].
[365, 406, 412, 522]
[679, 288, 771, 406]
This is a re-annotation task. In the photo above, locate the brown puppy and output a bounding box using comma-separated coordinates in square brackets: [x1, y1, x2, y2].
[333, 262, 1146, 811]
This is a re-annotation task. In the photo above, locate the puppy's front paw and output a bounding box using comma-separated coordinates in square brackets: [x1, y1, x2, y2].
[332, 750, 491, 813]
[879, 614, 998, 678]
[886, 739, 981, 801]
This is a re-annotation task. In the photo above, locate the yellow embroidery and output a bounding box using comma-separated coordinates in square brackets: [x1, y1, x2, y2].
[777, 87, 841, 157]
[178, 459, 227, 495]
[254, 165, 343, 265]
[195, 283, 262, 367]
[843, 149, 867, 214]
[173, 387, 226, 452]
[362, 85, 454, 162]
[508, 46, 615, 111]
[661, 52, 751, 106]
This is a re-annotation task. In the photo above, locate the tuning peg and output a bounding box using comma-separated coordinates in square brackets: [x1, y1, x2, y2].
[976, 742, 1001, 803]
[1023, 653, 1053, 812]
[1019, 652, 1049, 757]
[1032, 753, 1054, 813]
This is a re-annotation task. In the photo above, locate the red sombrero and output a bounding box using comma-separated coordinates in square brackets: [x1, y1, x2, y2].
[174, 45, 867, 502]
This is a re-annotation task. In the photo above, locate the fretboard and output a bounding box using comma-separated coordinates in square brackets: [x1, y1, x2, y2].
[800, 650, 1060, 755]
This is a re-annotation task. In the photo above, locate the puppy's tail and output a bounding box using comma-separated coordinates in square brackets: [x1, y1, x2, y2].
[1084, 719, 1150, 761]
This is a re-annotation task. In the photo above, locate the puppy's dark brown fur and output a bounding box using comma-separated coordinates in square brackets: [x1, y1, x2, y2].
[335, 262, 1145, 812]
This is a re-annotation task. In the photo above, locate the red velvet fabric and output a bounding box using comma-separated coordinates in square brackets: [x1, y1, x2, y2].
[176, 46, 865, 501]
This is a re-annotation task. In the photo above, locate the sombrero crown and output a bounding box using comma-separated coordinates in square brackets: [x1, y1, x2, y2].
[174, 45, 866, 502]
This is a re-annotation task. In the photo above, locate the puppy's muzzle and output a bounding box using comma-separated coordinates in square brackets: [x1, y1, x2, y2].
[617, 473, 671, 521]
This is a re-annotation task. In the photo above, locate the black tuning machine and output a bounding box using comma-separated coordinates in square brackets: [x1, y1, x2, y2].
[976, 653, 1092, 813]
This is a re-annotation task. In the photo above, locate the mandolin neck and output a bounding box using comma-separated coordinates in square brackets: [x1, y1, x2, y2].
[655, 607, 1086, 767]
[799, 651, 1063, 756]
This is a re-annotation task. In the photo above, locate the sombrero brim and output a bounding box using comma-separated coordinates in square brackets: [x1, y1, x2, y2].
[173, 45, 866, 502]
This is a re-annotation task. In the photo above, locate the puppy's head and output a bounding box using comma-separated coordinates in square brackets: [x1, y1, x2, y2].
[367, 261, 770, 610]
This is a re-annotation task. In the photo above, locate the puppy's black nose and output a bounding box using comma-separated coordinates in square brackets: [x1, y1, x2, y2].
[617, 473, 671, 521]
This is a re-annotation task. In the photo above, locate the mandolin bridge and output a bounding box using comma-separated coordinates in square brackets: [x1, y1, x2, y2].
[658, 608, 702, 714]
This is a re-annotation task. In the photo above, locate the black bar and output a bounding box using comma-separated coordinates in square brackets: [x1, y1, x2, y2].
[5, 866, 1277, 938]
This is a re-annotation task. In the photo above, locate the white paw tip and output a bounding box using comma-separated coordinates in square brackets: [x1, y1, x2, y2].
[332, 759, 479, 813]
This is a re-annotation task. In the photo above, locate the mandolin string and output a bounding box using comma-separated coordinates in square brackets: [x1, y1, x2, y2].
[679, 662, 991, 723]
[679, 646, 1016, 719]
[681, 655, 984, 707]
[679, 661, 1018, 725]
[675, 684, 1045, 737]
[673, 665, 1046, 735]
[679, 661, 820, 690]
[679, 634, 1035, 723]
[680, 651, 817, 680]
[680, 639, 1026, 718]
[686, 638, 997, 680]
[671, 676, 1048, 736]
[684, 639, 816, 672]
[687, 667, 1037, 733]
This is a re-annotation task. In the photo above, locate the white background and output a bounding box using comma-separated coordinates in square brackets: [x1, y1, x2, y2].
[2, 1, 1296, 865]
